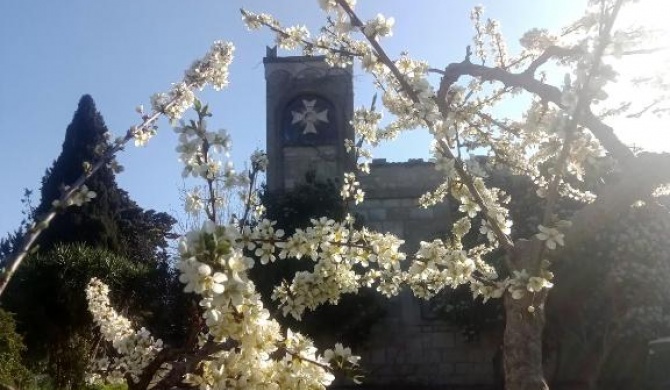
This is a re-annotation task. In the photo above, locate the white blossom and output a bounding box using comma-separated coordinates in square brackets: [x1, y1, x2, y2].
[536, 224, 565, 250]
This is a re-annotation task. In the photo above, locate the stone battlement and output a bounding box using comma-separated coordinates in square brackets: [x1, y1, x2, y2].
[360, 159, 443, 199]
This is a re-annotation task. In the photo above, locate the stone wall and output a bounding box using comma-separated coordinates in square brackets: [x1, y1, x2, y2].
[349, 159, 501, 389]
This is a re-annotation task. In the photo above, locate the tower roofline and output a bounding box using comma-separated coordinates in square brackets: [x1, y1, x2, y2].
[263, 46, 352, 71]
[263, 54, 329, 64]
[263, 45, 328, 63]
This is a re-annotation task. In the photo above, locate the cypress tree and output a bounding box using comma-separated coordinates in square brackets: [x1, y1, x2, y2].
[33, 95, 175, 263]
[35, 94, 125, 254]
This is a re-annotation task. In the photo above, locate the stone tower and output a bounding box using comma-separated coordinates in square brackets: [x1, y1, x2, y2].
[264, 47, 354, 193]
[263, 49, 500, 388]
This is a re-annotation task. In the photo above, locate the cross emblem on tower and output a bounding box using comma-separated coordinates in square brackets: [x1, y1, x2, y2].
[291, 99, 329, 135]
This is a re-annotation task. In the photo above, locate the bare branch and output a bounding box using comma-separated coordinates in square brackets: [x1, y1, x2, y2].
[523, 45, 582, 76]
[626, 98, 665, 118]
[620, 46, 669, 56]
[436, 58, 635, 163]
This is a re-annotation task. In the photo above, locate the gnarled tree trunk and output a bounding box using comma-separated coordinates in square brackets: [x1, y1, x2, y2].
[504, 291, 549, 390]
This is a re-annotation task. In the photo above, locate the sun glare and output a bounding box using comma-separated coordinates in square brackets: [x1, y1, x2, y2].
[606, 0, 670, 152]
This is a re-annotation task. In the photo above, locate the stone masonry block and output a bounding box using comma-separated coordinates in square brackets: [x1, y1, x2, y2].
[367, 208, 387, 221]
[409, 206, 435, 220]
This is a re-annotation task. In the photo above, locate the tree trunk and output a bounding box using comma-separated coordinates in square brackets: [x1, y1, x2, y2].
[504, 291, 549, 390]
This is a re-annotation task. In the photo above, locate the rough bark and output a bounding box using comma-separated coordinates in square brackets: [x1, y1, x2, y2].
[504, 291, 549, 390]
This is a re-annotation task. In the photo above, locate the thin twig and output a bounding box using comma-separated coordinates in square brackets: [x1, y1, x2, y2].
[534, 0, 626, 265]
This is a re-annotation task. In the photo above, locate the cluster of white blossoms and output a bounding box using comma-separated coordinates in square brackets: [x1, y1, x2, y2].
[185, 41, 235, 91]
[519, 28, 559, 53]
[347, 106, 382, 173]
[352, 107, 382, 144]
[324, 343, 360, 367]
[175, 217, 373, 387]
[317, 0, 356, 13]
[406, 237, 484, 299]
[241, 11, 279, 31]
[340, 172, 365, 204]
[150, 82, 196, 126]
[277, 25, 310, 50]
[174, 119, 232, 180]
[134, 41, 235, 148]
[471, 5, 487, 63]
[168, 223, 353, 388]
[535, 220, 571, 250]
[272, 216, 407, 318]
[175, 101, 255, 222]
[86, 278, 164, 384]
[405, 229, 555, 305]
[448, 176, 512, 247]
[250, 149, 269, 172]
[184, 329, 338, 389]
[388, 55, 440, 124]
[144, 40, 235, 144]
[130, 113, 157, 147]
[432, 149, 457, 180]
[409, 211, 553, 307]
[184, 188, 205, 216]
[470, 5, 508, 66]
[505, 268, 554, 312]
[363, 14, 395, 40]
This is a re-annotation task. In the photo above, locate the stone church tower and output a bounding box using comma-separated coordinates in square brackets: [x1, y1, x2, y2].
[264, 50, 500, 388]
[264, 47, 355, 193]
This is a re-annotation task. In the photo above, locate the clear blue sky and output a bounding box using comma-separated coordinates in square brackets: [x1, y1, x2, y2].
[0, 1, 589, 236]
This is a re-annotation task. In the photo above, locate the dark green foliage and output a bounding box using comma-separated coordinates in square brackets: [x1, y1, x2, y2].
[0, 95, 183, 389]
[0, 230, 22, 266]
[547, 200, 670, 387]
[1, 244, 152, 389]
[86, 384, 128, 390]
[0, 308, 32, 389]
[34, 95, 123, 254]
[252, 173, 384, 349]
[32, 95, 175, 264]
[262, 171, 347, 235]
[1, 189, 38, 265]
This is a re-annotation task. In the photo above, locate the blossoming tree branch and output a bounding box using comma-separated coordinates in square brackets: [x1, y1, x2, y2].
[1, 0, 669, 389]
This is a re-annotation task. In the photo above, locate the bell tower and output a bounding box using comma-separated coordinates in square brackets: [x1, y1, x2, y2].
[264, 47, 354, 193]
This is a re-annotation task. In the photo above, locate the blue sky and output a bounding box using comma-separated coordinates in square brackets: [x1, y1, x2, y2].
[0, 1, 594, 236]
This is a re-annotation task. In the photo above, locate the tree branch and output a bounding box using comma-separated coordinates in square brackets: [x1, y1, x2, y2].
[150, 341, 234, 390]
[435, 56, 635, 164]
[336, 0, 515, 251]
[523, 46, 582, 76]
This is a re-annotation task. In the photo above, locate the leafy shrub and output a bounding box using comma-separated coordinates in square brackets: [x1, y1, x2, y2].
[0, 308, 32, 389]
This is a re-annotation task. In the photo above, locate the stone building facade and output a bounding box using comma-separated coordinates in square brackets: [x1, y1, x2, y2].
[264, 50, 500, 388]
